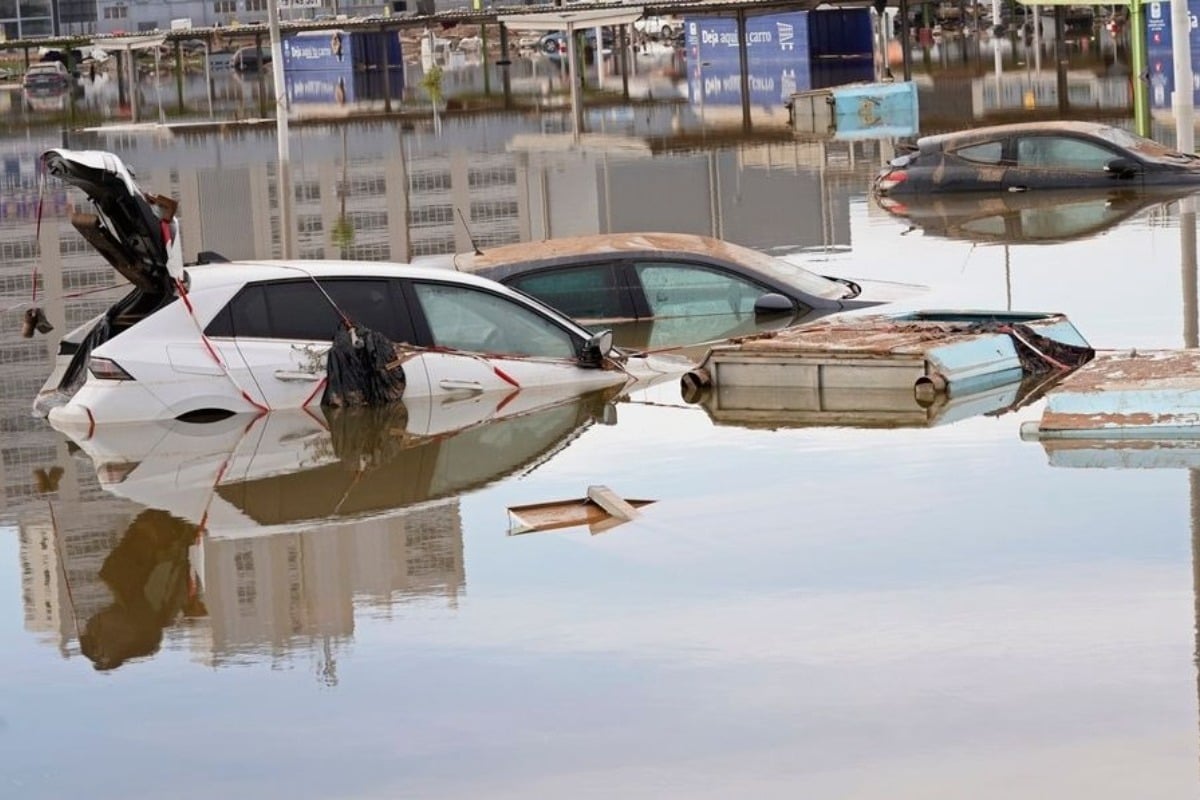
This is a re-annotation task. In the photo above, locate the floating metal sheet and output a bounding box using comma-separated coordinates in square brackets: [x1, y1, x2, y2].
[1024, 350, 1200, 439]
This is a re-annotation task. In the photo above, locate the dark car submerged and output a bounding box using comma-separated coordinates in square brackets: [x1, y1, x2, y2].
[874, 120, 1200, 196]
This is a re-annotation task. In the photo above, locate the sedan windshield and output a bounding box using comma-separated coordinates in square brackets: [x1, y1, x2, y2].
[1096, 126, 1195, 163]
[708, 239, 852, 300]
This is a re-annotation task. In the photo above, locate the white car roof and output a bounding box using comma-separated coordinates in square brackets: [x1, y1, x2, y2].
[185, 259, 594, 334]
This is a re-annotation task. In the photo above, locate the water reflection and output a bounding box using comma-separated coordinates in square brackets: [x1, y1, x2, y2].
[877, 187, 1198, 245]
[28, 387, 623, 672]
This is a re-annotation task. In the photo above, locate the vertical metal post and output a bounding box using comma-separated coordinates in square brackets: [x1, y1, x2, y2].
[481, 22, 491, 96]
[898, 0, 912, 80]
[736, 9, 752, 131]
[1130, 0, 1151, 137]
[619, 24, 630, 100]
[595, 25, 605, 87]
[116, 50, 127, 108]
[499, 23, 512, 108]
[567, 23, 583, 141]
[256, 32, 267, 118]
[128, 47, 139, 123]
[268, 0, 294, 260]
[174, 40, 185, 113]
[1172, 0, 1195, 153]
[1055, 6, 1068, 114]
[204, 40, 214, 118]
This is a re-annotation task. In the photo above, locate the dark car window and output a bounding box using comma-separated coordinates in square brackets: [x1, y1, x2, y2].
[1016, 137, 1117, 170]
[633, 262, 770, 318]
[507, 263, 625, 320]
[953, 141, 1004, 165]
[206, 278, 405, 341]
[412, 281, 577, 358]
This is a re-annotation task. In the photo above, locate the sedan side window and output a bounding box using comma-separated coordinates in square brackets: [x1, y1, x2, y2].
[507, 263, 625, 320]
[412, 282, 577, 359]
[634, 262, 769, 318]
[206, 279, 405, 341]
[1017, 136, 1117, 170]
[953, 141, 1004, 165]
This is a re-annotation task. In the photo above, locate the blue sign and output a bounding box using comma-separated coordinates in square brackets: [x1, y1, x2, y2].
[685, 12, 812, 106]
[685, 12, 810, 64]
[1144, 0, 1200, 108]
[283, 30, 354, 73]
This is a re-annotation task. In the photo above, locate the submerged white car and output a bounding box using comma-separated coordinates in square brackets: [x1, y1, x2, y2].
[35, 149, 685, 432]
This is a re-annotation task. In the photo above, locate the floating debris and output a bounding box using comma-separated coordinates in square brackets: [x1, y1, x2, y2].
[1021, 350, 1200, 440]
[507, 485, 654, 535]
[683, 311, 1092, 403]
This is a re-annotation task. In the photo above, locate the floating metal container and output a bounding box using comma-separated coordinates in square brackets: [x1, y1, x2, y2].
[684, 310, 1091, 403]
[789, 80, 919, 140]
[1021, 350, 1200, 441]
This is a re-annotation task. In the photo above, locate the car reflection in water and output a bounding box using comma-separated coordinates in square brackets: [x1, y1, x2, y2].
[876, 186, 1200, 246]
[59, 385, 630, 672]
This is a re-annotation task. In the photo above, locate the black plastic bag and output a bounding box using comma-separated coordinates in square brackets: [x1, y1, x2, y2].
[322, 324, 407, 407]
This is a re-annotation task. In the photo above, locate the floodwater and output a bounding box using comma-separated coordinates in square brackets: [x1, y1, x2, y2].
[5, 28, 1200, 799]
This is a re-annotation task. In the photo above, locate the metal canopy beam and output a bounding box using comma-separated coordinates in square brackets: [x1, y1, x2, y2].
[497, 9, 645, 31]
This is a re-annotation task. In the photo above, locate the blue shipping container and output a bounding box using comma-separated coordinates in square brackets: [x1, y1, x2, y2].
[809, 8, 874, 60]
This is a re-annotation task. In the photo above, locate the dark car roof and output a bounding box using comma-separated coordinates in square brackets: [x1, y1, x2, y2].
[452, 232, 850, 302]
[456, 233, 753, 277]
[917, 120, 1124, 153]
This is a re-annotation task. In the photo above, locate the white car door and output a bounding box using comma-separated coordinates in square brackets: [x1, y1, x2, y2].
[210, 277, 430, 410]
[407, 280, 621, 397]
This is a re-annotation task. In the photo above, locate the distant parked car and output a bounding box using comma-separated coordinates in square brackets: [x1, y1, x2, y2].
[873, 120, 1200, 196]
[633, 15, 682, 39]
[538, 28, 614, 58]
[23, 61, 71, 92]
[451, 233, 923, 349]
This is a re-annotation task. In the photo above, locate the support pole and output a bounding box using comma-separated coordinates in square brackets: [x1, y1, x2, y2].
[619, 24, 630, 100]
[175, 40, 185, 113]
[256, 32, 267, 118]
[481, 22, 491, 96]
[128, 47, 139, 123]
[268, 0, 294, 260]
[1173, 0, 1195, 153]
[116, 50, 127, 109]
[1055, 6, 1068, 114]
[499, 23, 512, 108]
[736, 9, 752, 131]
[204, 40, 214, 118]
[567, 22, 583, 141]
[595, 25, 605, 88]
[898, 0, 912, 81]
[1130, 0, 1150, 137]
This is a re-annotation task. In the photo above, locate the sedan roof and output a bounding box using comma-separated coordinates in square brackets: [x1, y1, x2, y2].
[452, 232, 850, 301]
[917, 120, 1126, 152]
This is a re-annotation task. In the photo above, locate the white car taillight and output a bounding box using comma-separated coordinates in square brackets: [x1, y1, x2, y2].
[89, 357, 134, 381]
[875, 170, 908, 194]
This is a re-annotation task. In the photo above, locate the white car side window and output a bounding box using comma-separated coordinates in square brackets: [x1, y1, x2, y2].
[413, 282, 577, 359]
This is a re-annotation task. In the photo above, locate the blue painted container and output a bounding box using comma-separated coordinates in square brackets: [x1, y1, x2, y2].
[830, 80, 919, 139]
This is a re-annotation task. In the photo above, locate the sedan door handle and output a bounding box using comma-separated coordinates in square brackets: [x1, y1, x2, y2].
[439, 379, 484, 393]
[274, 370, 322, 382]
[1007, 185, 1029, 193]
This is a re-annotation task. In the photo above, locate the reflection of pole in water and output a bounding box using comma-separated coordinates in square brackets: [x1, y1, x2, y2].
[1004, 244, 1012, 311]
[1191, 469, 1200, 774]
[1183, 197, 1198, 350]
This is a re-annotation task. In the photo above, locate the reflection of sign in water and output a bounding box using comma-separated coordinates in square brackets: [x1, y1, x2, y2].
[286, 72, 351, 105]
